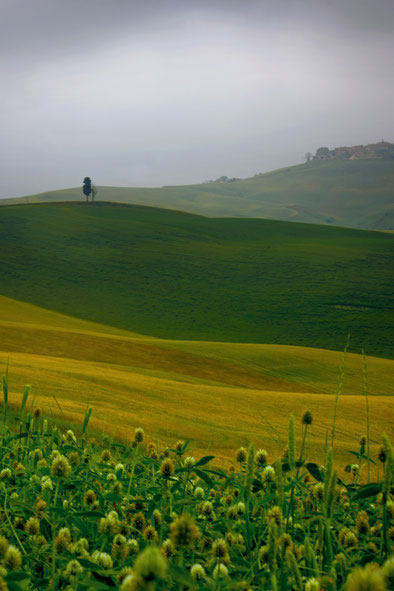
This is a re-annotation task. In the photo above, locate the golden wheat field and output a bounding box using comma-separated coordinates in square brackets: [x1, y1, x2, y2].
[0, 295, 393, 466]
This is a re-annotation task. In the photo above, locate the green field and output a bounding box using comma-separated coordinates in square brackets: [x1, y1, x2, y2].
[2, 159, 394, 229]
[0, 202, 393, 357]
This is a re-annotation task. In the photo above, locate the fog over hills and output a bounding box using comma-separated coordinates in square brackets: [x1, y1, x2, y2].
[1, 0, 394, 197]
[2, 158, 394, 230]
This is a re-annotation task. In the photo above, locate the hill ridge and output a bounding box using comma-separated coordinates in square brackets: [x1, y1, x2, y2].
[1, 158, 393, 230]
[0, 202, 392, 358]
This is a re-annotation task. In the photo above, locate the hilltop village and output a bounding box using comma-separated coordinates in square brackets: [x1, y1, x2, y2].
[313, 140, 394, 160]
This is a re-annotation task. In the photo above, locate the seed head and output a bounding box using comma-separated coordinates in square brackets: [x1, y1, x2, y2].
[65, 559, 83, 577]
[25, 517, 40, 536]
[378, 446, 387, 463]
[100, 449, 112, 462]
[267, 506, 283, 527]
[0, 537, 9, 560]
[83, 489, 97, 506]
[68, 452, 80, 467]
[305, 578, 320, 591]
[183, 456, 196, 469]
[14, 463, 25, 477]
[120, 573, 141, 591]
[255, 449, 268, 467]
[355, 511, 369, 535]
[212, 539, 229, 560]
[213, 564, 229, 579]
[175, 440, 184, 452]
[190, 564, 205, 581]
[312, 483, 325, 501]
[302, 411, 313, 425]
[194, 486, 205, 500]
[344, 563, 385, 591]
[170, 514, 200, 548]
[126, 539, 139, 555]
[343, 531, 358, 548]
[64, 429, 76, 444]
[131, 512, 146, 533]
[160, 458, 175, 479]
[55, 533, 71, 552]
[161, 538, 176, 559]
[51, 455, 71, 478]
[91, 551, 113, 569]
[381, 556, 394, 590]
[4, 545, 22, 570]
[153, 509, 162, 528]
[143, 525, 159, 543]
[262, 465, 275, 483]
[199, 500, 214, 519]
[134, 545, 168, 581]
[134, 428, 144, 443]
[235, 447, 247, 463]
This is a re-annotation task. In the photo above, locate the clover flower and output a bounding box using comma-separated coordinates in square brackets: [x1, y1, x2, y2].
[190, 563, 206, 581]
[255, 449, 268, 467]
[134, 545, 168, 581]
[213, 564, 229, 579]
[91, 551, 113, 569]
[51, 455, 71, 478]
[170, 514, 200, 548]
[160, 458, 175, 479]
[133, 428, 145, 443]
[262, 465, 275, 483]
[4, 545, 22, 570]
[345, 563, 385, 591]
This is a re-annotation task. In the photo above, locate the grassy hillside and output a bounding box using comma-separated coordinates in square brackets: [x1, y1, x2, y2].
[0, 202, 393, 357]
[1, 295, 393, 464]
[2, 159, 394, 229]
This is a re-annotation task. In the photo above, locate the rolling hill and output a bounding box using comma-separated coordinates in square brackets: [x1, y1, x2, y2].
[0, 201, 393, 358]
[1, 295, 393, 463]
[1, 159, 394, 229]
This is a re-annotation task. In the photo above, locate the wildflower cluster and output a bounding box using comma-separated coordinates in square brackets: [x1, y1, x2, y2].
[0, 403, 392, 590]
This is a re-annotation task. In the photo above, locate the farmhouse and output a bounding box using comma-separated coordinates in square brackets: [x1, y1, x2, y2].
[313, 140, 394, 160]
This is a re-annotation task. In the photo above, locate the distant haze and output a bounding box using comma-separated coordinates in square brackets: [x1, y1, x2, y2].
[1, 0, 394, 198]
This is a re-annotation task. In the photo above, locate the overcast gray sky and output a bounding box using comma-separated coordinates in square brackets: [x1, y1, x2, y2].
[1, 0, 393, 198]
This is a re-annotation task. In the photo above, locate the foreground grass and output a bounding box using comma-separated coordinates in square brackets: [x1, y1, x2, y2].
[0, 203, 393, 357]
[0, 379, 392, 590]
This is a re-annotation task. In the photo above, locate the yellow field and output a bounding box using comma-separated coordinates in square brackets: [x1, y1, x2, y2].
[1, 295, 393, 465]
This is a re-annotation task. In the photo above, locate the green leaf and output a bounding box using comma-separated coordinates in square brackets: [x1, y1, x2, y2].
[7, 432, 29, 441]
[105, 493, 123, 503]
[194, 455, 215, 467]
[4, 573, 31, 582]
[194, 468, 213, 488]
[306, 462, 324, 482]
[353, 482, 382, 500]
[74, 511, 105, 518]
[77, 558, 102, 572]
[82, 407, 92, 438]
[346, 450, 376, 465]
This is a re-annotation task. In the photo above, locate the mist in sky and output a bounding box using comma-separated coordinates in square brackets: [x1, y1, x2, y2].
[1, 0, 393, 198]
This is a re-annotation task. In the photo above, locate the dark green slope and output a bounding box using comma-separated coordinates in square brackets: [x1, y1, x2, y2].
[2, 159, 394, 230]
[0, 202, 393, 357]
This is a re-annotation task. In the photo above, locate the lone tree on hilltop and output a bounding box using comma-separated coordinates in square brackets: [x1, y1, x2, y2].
[82, 177, 92, 202]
